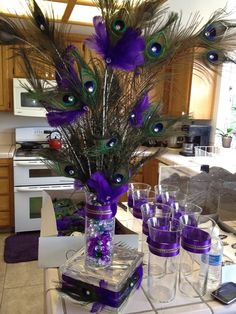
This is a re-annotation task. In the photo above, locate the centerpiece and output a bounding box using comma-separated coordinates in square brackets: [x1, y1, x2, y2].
[1, 0, 236, 309]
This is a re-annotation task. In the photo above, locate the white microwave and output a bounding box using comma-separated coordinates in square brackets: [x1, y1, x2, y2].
[13, 78, 55, 117]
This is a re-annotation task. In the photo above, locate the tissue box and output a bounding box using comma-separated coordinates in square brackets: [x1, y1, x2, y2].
[59, 246, 143, 313]
[38, 190, 139, 268]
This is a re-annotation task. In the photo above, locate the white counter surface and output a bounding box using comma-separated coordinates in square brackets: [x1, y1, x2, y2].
[157, 147, 236, 174]
[0, 145, 15, 158]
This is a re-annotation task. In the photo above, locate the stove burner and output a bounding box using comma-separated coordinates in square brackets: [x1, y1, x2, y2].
[15, 141, 49, 158]
[20, 142, 43, 150]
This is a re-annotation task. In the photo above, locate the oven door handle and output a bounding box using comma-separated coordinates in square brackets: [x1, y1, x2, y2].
[15, 185, 74, 192]
[14, 160, 45, 166]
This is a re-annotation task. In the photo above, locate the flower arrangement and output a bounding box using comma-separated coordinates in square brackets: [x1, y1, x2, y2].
[1, 0, 236, 267]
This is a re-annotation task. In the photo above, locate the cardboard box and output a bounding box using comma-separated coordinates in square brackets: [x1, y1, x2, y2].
[38, 190, 139, 268]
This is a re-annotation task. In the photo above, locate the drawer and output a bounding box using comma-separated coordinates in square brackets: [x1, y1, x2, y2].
[0, 166, 9, 177]
[0, 178, 9, 194]
[0, 211, 11, 227]
[0, 195, 10, 211]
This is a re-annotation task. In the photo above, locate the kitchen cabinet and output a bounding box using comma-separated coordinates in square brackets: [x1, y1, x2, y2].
[120, 158, 160, 202]
[0, 46, 13, 112]
[0, 158, 13, 228]
[166, 51, 217, 119]
[12, 35, 87, 80]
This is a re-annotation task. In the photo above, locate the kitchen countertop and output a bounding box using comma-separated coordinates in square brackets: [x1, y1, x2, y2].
[157, 147, 236, 174]
[0, 145, 15, 158]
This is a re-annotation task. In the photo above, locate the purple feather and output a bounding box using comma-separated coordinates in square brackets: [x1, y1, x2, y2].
[129, 93, 150, 127]
[46, 109, 87, 126]
[86, 16, 145, 71]
[85, 16, 109, 57]
[55, 45, 79, 89]
[87, 171, 128, 203]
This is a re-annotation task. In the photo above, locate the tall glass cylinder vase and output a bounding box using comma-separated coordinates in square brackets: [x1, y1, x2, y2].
[85, 193, 116, 269]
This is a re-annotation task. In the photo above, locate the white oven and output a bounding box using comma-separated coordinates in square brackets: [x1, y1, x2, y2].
[13, 159, 74, 233]
[13, 78, 55, 117]
[14, 127, 74, 232]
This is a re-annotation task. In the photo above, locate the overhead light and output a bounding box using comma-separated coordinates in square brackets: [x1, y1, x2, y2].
[0, 0, 100, 25]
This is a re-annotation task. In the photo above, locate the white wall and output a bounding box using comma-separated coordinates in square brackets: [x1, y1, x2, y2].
[168, 0, 227, 25]
[0, 112, 49, 144]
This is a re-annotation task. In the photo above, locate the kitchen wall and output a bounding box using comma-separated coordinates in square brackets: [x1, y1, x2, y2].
[0, 112, 49, 144]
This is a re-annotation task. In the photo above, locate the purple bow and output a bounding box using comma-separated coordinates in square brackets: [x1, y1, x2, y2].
[86, 16, 145, 71]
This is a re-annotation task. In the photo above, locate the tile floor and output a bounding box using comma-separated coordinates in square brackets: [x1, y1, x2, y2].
[0, 233, 44, 314]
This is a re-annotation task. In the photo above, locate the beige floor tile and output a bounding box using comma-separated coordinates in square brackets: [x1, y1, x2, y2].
[1, 284, 44, 314]
[4, 261, 43, 289]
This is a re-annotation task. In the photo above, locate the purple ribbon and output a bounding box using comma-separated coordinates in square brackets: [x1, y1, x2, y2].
[142, 222, 149, 236]
[147, 236, 180, 257]
[61, 264, 143, 309]
[133, 198, 147, 219]
[128, 194, 133, 207]
[181, 226, 211, 254]
[86, 203, 116, 219]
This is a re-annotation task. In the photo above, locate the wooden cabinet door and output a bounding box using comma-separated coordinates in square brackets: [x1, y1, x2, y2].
[0, 46, 13, 112]
[142, 159, 159, 189]
[167, 58, 192, 117]
[0, 159, 13, 228]
[166, 51, 216, 119]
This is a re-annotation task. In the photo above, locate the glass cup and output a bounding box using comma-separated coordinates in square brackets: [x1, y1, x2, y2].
[131, 185, 152, 219]
[180, 203, 203, 226]
[140, 202, 172, 277]
[179, 214, 213, 298]
[147, 216, 181, 303]
[154, 184, 180, 205]
[170, 191, 188, 220]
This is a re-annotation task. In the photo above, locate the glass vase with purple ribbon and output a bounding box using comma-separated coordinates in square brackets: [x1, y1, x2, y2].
[179, 214, 212, 298]
[131, 187, 153, 219]
[141, 203, 171, 277]
[146, 216, 181, 303]
[128, 183, 151, 213]
[85, 193, 116, 269]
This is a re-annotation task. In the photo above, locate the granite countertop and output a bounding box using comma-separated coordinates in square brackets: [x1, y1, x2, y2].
[0, 145, 15, 158]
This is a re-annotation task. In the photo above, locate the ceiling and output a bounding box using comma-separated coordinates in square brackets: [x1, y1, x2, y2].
[0, 0, 100, 26]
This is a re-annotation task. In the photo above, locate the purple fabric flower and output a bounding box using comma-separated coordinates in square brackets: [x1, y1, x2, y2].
[46, 108, 87, 126]
[129, 93, 150, 127]
[87, 171, 128, 203]
[86, 16, 145, 71]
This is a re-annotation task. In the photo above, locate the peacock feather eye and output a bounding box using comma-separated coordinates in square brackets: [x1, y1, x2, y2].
[204, 25, 217, 41]
[207, 51, 219, 63]
[203, 22, 227, 41]
[64, 165, 75, 176]
[62, 94, 76, 106]
[112, 19, 126, 33]
[113, 173, 124, 185]
[84, 81, 96, 94]
[152, 122, 164, 134]
[106, 138, 118, 148]
[145, 32, 166, 60]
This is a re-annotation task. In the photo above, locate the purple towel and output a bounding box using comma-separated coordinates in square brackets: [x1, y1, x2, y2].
[4, 232, 39, 263]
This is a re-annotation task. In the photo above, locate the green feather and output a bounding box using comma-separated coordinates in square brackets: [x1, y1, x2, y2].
[145, 32, 168, 62]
